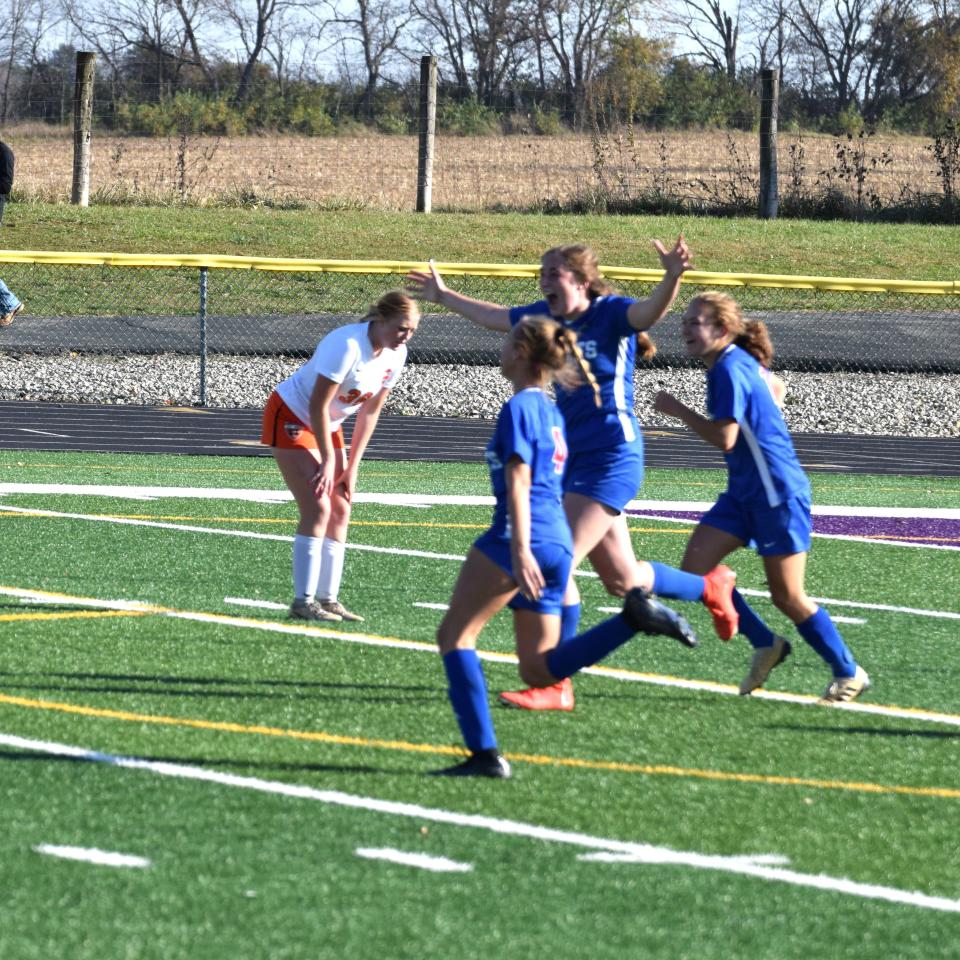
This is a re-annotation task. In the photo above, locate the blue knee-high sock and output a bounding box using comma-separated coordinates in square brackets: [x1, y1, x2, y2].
[796, 607, 857, 678]
[649, 562, 704, 601]
[733, 589, 776, 649]
[546, 614, 635, 680]
[442, 649, 497, 753]
[560, 602, 581, 643]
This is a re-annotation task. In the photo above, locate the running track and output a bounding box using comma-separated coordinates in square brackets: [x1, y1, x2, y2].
[0, 401, 957, 477]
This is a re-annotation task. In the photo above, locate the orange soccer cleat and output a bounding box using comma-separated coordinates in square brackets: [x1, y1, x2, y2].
[499, 678, 575, 711]
[702, 565, 739, 641]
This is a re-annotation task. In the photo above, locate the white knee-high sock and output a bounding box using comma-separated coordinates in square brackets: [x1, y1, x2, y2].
[317, 537, 346, 603]
[293, 534, 323, 600]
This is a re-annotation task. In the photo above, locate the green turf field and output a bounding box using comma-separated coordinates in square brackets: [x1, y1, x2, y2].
[2, 451, 959, 959]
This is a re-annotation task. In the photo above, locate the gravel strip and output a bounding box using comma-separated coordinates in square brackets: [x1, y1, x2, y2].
[0, 353, 957, 437]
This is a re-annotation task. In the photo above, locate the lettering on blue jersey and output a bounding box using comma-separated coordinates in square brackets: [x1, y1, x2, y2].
[581, 339, 598, 359]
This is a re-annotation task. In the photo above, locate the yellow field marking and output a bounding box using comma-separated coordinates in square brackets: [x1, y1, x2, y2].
[0, 506, 690, 537]
[4, 582, 960, 731]
[0, 609, 145, 624]
[2, 690, 959, 800]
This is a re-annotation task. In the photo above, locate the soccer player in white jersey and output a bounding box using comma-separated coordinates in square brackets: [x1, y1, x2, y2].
[654, 292, 870, 703]
[261, 291, 419, 622]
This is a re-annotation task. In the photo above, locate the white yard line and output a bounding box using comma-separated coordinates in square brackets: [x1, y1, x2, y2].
[0, 503, 957, 620]
[32, 844, 151, 869]
[2, 484, 959, 520]
[4, 732, 958, 914]
[2, 584, 959, 729]
[354, 848, 473, 873]
[225, 597, 288, 611]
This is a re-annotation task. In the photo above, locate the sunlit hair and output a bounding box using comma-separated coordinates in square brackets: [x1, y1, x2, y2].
[512, 315, 602, 408]
[365, 290, 420, 324]
[690, 291, 774, 368]
[543, 244, 657, 362]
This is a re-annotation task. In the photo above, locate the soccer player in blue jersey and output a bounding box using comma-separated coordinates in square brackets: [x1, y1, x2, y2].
[408, 241, 737, 713]
[654, 292, 870, 703]
[434, 317, 697, 778]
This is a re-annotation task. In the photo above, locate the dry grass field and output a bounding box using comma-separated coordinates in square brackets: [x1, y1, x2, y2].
[4, 128, 947, 211]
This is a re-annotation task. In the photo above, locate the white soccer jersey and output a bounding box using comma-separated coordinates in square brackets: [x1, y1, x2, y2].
[275, 321, 406, 429]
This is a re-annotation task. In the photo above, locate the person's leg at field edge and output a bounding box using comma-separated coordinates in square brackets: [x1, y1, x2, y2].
[433, 547, 519, 778]
[499, 492, 617, 710]
[0, 277, 22, 325]
[762, 550, 868, 702]
[501, 499, 737, 710]
[680, 521, 791, 694]
[273, 444, 341, 620]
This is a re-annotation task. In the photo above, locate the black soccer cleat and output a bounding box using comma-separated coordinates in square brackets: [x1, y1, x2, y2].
[622, 586, 699, 648]
[431, 749, 512, 779]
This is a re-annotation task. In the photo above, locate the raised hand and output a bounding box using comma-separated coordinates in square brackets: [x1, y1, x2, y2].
[652, 235, 694, 278]
[405, 258, 447, 305]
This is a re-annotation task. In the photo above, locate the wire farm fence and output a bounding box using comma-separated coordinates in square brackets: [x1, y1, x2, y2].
[0, 252, 957, 410]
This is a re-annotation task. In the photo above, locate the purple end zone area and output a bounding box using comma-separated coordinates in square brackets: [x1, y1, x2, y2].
[628, 509, 960, 549]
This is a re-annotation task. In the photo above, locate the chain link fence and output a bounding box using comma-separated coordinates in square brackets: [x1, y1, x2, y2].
[0, 254, 957, 410]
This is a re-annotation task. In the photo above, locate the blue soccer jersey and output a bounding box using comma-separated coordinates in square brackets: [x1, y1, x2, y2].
[509, 296, 641, 452]
[484, 387, 571, 547]
[707, 344, 811, 507]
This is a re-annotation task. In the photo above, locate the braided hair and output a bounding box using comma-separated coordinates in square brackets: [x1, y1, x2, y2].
[512, 315, 603, 408]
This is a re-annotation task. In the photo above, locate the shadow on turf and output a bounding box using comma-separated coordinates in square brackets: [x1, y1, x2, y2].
[771, 724, 960, 739]
[0, 750, 398, 776]
[1, 670, 441, 703]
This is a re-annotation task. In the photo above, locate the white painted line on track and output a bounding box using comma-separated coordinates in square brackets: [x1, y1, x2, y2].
[3, 584, 959, 728]
[32, 844, 151, 868]
[4, 733, 958, 914]
[18, 429, 70, 438]
[225, 597, 288, 611]
[736, 586, 960, 622]
[3, 484, 959, 520]
[354, 848, 472, 873]
[2, 504, 957, 622]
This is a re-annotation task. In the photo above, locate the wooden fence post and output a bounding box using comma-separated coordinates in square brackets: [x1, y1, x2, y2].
[759, 68, 779, 220]
[71, 52, 96, 207]
[416, 56, 437, 214]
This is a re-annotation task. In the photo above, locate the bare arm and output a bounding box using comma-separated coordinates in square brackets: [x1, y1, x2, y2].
[654, 391, 740, 452]
[406, 260, 512, 333]
[308, 375, 342, 497]
[626, 236, 694, 332]
[505, 456, 545, 601]
[340, 385, 390, 502]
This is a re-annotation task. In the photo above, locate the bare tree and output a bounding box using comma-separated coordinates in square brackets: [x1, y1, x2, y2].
[213, 0, 306, 104]
[744, 0, 793, 73]
[61, 0, 204, 96]
[322, 0, 407, 116]
[164, 0, 214, 85]
[0, 0, 44, 121]
[786, 0, 876, 112]
[861, 0, 931, 118]
[534, 0, 640, 126]
[661, 0, 741, 79]
[411, 0, 528, 104]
